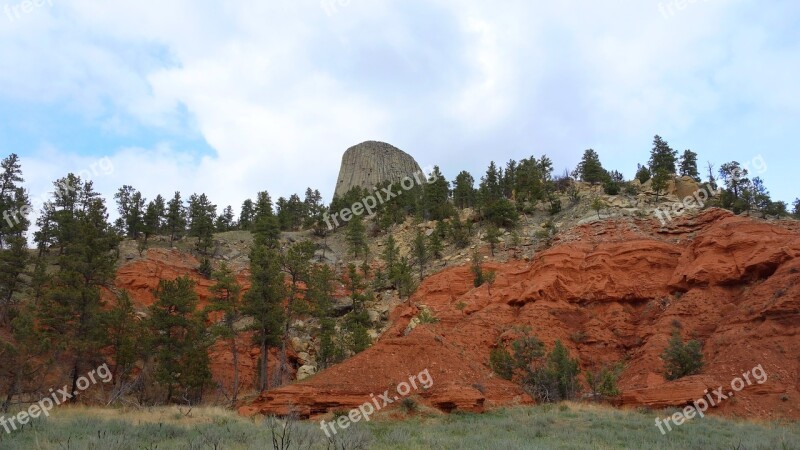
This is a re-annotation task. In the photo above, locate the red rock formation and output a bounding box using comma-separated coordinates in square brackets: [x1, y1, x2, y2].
[244, 209, 800, 420]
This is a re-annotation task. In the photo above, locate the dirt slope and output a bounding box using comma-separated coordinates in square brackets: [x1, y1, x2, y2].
[241, 209, 800, 420]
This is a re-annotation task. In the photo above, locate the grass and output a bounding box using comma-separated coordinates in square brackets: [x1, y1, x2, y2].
[0, 403, 797, 449]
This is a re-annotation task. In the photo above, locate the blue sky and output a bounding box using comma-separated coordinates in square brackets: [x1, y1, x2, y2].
[1, 0, 798, 222]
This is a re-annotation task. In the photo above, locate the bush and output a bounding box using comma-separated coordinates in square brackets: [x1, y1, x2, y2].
[662, 330, 704, 380]
[586, 363, 622, 400]
[484, 198, 519, 227]
[489, 347, 515, 380]
[198, 258, 213, 279]
[417, 309, 439, 324]
[548, 196, 562, 215]
[603, 179, 620, 195]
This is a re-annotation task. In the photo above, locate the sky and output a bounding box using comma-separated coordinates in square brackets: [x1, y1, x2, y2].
[1, 0, 798, 224]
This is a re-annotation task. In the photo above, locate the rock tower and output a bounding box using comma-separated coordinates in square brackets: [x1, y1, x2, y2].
[333, 141, 423, 198]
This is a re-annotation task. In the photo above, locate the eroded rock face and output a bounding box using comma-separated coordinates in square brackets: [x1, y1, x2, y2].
[243, 209, 800, 420]
[333, 141, 423, 199]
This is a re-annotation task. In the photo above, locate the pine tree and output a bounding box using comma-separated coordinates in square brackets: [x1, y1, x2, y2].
[106, 291, 144, 389]
[0, 154, 29, 326]
[649, 135, 678, 175]
[479, 162, 504, 208]
[279, 240, 315, 380]
[143, 194, 166, 242]
[36, 175, 120, 401]
[679, 149, 700, 181]
[382, 235, 399, 285]
[307, 264, 337, 367]
[252, 191, 280, 247]
[575, 149, 605, 185]
[148, 276, 211, 403]
[453, 171, 476, 209]
[166, 192, 187, 245]
[412, 229, 428, 281]
[394, 257, 415, 298]
[793, 199, 800, 218]
[662, 329, 704, 380]
[471, 248, 484, 287]
[303, 188, 324, 229]
[345, 214, 368, 259]
[424, 166, 452, 221]
[215, 205, 235, 232]
[651, 169, 671, 202]
[635, 164, 651, 184]
[242, 243, 286, 391]
[428, 231, 443, 260]
[114, 185, 146, 239]
[207, 262, 243, 403]
[483, 224, 501, 256]
[187, 193, 217, 255]
[239, 199, 255, 230]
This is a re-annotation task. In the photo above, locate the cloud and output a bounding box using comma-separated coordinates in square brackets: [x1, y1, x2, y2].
[1, 0, 798, 218]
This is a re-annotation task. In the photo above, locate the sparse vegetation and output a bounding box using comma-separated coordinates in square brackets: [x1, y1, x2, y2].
[1, 405, 796, 450]
[662, 329, 704, 380]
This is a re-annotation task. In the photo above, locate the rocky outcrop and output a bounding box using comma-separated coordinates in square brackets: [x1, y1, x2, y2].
[243, 209, 800, 420]
[333, 141, 423, 198]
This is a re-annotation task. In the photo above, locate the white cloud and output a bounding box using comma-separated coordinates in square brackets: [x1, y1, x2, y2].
[1, 0, 798, 216]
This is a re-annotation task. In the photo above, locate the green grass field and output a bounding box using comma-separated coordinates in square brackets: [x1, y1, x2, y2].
[0, 403, 797, 449]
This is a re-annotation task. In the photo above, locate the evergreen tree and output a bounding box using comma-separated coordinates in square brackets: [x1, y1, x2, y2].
[148, 276, 211, 403]
[428, 230, 443, 260]
[575, 149, 605, 185]
[0, 154, 30, 247]
[651, 169, 671, 202]
[106, 291, 144, 389]
[303, 188, 324, 229]
[503, 160, 518, 198]
[793, 199, 800, 218]
[143, 194, 166, 242]
[394, 256, 415, 298]
[382, 234, 399, 284]
[307, 264, 337, 367]
[662, 329, 704, 380]
[215, 205, 235, 232]
[750, 177, 772, 212]
[649, 135, 678, 175]
[412, 229, 428, 281]
[36, 175, 120, 401]
[114, 185, 146, 239]
[479, 161, 504, 208]
[207, 262, 243, 404]
[424, 166, 452, 221]
[165, 192, 187, 246]
[187, 193, 217, 255]
[0, 154, 29, 326]
[242, 243, 286, 391]
[471, 248, 484, 287]
[279, 240, 315, 381]
[239, 199, 255, 231]
[345, 214, 368, 259]
[679, 149, 700, 181]
[635, 164, 651, 184]
[252, 191, 280, 247]
[452, 171, 477, 209]
[483, 224, 501, 256]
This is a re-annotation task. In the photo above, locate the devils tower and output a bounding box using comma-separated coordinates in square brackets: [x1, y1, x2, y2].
[333, 141, 423, 198]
